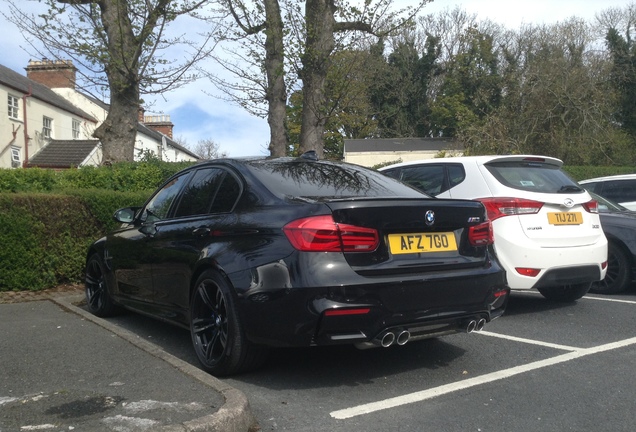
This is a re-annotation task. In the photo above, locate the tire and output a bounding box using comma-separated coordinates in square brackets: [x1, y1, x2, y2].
[590, 243, 631, 294]
[189, 270, 268, 376]
[85, 253, 120, 317]
[537, 282, 592, 302]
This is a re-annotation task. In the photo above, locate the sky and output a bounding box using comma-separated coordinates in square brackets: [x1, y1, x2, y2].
[0, 0, 630, 158]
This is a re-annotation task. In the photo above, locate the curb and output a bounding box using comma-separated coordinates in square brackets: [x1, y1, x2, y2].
[49, 293, 257, 432]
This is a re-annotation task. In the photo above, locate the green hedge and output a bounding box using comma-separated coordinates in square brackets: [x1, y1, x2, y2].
[1, 162, 635, 291]
[0, 159, 194, 193]
[564, 166, 636, 182]
[0, 190, 150, 292]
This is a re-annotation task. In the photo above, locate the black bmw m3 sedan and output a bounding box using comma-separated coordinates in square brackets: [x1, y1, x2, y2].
[85, 154, 509, 376]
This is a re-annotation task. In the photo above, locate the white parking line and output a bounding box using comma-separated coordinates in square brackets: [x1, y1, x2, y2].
[583, 295, 636, 305]
[330, 336, 636, 420]
[477, 331, 579, 351]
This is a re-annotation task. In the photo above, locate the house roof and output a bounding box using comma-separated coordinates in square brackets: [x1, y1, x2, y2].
[27, 139, 98, 168]
[0, 64, 97, 122]
[344, 138, 462, 153]
[137, 122, 199, 159]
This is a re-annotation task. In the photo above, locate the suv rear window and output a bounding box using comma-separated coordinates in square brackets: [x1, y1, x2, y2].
[485, 161, 582, 194]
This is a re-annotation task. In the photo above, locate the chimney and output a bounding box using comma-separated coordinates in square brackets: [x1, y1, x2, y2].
[26, 59, 76, 89]
[144, 114, 174, 139]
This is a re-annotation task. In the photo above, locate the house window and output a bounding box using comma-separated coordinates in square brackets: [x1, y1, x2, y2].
[72, 119, 81, 139]
[42, 116, 53, 139]
[8, 95, 19, 119]
[10, 147, 21, 168]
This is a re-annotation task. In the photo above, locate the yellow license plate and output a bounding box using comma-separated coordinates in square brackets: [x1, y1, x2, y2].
[547, 212, 582, 225]
[388, 232, 457, 255]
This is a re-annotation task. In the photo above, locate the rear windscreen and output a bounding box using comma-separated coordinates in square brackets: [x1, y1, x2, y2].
[247, 159, 428, 199]
[485, 161, 583, 194]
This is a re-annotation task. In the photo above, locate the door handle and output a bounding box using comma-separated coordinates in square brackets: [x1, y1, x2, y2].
[192, 227, 211, 237]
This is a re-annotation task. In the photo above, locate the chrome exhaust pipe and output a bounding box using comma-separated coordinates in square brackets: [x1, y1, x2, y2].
[476, 318, 486, 331]
[465, 319, 477, 333]
[396, 330, 410, 346]
[379, 331, 395, 347]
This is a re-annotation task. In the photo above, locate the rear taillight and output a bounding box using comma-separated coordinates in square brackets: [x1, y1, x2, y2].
[468, 221, 494, 246]
[283, 215, 379, 252]
[477, 197, 543, 221]
[582, 200, 599, 213]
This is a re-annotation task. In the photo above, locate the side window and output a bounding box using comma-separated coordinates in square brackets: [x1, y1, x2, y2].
[400, 165, 445, 196]
[604, 180, 636, 203]
[211, 173, 241, 213]
[382, 168, 400, 180]
[447, 164, 466, 189]
[143, 174, 189, 221]
[174, 168, 224, 218]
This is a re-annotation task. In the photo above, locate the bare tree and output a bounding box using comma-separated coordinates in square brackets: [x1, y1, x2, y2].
[192, 138, 229, 159]
[5, 0, 217, 163]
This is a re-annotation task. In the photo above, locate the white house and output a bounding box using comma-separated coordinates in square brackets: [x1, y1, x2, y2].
[343, 138, 463, 168]
[0, 60, 198, 169]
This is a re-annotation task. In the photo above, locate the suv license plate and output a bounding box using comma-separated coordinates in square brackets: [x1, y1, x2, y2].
[547, 212, 582, 225]
[388, 232, 457, 255]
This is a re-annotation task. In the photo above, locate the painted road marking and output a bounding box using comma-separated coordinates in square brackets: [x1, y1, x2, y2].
[331, 336, 636, 420]
[477, 331, 579, 351]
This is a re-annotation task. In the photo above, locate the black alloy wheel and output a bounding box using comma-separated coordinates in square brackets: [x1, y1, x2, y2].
[537, 282, 592, 302]
[590, 242, 630, 294]
[85, 254, 119, 317]
[189, 270, 268, 376]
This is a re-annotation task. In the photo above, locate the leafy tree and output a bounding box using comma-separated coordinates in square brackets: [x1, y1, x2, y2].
[6, 0, 214, 163]
[369, 33, 440, 137]
[429, 26, 502, 137]
[605, 25, 636, 137]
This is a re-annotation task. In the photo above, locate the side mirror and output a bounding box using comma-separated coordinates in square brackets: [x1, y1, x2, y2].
[113, 207, 138, 224]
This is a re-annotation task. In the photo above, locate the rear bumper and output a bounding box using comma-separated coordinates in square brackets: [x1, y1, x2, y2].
[494, 233, 608, 290]
[234, 263, 508, 348]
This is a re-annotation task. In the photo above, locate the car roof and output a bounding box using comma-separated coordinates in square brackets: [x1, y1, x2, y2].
[579, 173, 636, 184]
[379, 154, 563, 170]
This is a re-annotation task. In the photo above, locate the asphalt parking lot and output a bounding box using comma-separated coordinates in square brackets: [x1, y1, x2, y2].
[2, 288, 636, 431]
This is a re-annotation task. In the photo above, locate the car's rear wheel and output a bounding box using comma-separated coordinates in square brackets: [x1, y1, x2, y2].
[85, 254, 120, 317]
[590, 242, 631, 294]
[189, 270, 268, 376]
[537, 282, 592, 302]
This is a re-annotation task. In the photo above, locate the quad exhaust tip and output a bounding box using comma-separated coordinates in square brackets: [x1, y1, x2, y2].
[369, 319, 486, 349]
[377, 329, 411, 348]
[464, 318, 487, 333]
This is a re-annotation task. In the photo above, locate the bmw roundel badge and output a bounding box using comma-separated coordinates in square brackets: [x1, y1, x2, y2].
[425, 210, 435, 226]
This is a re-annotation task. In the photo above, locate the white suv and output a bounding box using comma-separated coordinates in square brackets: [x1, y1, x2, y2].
[381, 155, 608, 301]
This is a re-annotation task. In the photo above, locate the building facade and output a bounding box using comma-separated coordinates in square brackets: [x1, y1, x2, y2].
[1, 60, 198, 169]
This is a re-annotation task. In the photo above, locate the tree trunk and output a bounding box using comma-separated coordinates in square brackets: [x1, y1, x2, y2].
[263, 0, 288, 157]
[89, 0, 141, 163]
[298, 0, 336, 158]
[93, 80, 139, 163]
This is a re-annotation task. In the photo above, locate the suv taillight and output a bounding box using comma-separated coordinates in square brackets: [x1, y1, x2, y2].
[582, 200, 599, 213]
[283, 215, 379, 252]
[468, 221, 494, 246]
[477, 197, 544, 221]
